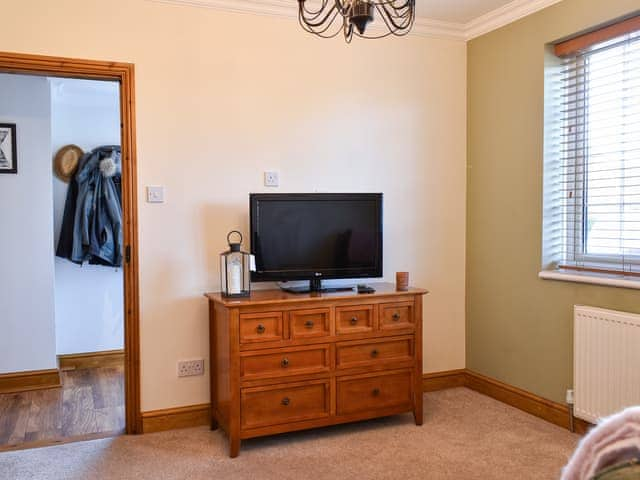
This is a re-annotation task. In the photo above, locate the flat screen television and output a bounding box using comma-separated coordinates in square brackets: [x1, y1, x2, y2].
[250, 193, 383, 293]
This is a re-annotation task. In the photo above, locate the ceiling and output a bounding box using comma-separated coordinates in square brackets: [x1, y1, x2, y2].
[148, 0, 563, 40]
[415, 0, 516, 24]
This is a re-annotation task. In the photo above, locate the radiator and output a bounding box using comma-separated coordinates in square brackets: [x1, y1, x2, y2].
[574, 306, 640, 423]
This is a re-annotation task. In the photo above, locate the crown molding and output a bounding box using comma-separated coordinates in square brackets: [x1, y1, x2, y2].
[464, 0, 564, 40]
[150, 0, 293, 19]
[412, 17, 466, 40]
[147, 0, 565, 42]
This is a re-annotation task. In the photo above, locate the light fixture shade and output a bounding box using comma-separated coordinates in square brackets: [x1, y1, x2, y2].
[298, 0, 415, 42]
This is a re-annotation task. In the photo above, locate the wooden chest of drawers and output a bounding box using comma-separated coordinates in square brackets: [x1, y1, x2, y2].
[205, 283, 427, 457]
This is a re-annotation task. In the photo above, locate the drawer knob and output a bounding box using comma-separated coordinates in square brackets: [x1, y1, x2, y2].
[304, 320, 315, 329]
[392, 312, 401, 321]
[256, 324, 266, 334]
[281, 397, 290, 406]
[372, 388, 380, 397]
[281, 357, 289, 368]
[350, 317, 358, 325]
[371, 349, 379, 358]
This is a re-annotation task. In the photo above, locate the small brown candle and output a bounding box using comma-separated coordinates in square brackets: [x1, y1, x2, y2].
[396, 272, 409, 291]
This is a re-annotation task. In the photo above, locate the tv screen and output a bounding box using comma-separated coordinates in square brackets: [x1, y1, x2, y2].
[250, 193, 383, 284]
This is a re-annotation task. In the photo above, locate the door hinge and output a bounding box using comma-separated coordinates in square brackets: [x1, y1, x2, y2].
[125, 245, 131, 264]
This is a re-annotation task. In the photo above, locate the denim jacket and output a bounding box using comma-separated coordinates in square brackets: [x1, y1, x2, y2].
[56, 146, 122, 267]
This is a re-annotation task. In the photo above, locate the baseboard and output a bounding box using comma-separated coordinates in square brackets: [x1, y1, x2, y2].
[58, 349, 125, 371]
[422, 369, 592, 435]
[464, 370, 585, 432]
[422, 369, 467, 391]
[464, 370, 593, 434]
[0, 369, 62, 394]
[141, 404, 211, 433]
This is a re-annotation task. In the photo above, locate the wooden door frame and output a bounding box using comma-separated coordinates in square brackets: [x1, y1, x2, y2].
[0, 51, 141, 434]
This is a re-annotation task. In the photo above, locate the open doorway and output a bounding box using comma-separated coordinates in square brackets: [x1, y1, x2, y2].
[0, 52, 139, 450]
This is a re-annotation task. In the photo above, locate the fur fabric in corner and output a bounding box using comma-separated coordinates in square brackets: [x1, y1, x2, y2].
[562, 407, 640, 480]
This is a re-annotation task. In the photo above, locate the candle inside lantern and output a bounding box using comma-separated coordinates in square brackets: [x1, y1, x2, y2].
[229, 258, 242, 294]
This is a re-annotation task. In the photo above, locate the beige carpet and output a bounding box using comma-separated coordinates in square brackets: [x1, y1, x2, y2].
[0, 388, 579, 480]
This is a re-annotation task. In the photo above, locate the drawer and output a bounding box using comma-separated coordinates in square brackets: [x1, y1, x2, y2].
[336, 305, 374, 335]
[379, 302, 414, 331]
[336, 337, 413, 369]
[289, 308, 331, 339]
[241, 380, 330, 429]
[240, 345, 330, 380]
[239, 312, 283, 344]
[337, 370, 413, 416]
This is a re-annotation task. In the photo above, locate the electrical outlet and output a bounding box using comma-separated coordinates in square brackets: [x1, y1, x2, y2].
[177, 359, 205, 377]
[264, 171, 279, 187]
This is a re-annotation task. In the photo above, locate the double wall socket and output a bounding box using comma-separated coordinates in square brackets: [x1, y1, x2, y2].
[178, 359, 205, 377]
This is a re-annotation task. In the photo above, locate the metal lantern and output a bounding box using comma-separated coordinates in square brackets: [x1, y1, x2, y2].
[220, 230, 251, 298]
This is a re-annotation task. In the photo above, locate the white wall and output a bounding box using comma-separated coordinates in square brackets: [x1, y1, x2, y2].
[51, 78, 124, 355]
[0, 74, 57, 374]
[1, 0, 467, 411]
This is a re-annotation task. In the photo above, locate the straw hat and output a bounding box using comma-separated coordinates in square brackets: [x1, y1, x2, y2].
[54, 145, 84, 182]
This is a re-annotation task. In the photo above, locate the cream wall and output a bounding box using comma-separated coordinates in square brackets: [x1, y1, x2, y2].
[2, 0, 467, 411]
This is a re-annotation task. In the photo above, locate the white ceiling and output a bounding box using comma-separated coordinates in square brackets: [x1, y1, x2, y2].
[415, 0, 515, 24]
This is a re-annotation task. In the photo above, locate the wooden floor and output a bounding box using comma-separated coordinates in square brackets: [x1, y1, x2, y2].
[0, 366, 124, 450]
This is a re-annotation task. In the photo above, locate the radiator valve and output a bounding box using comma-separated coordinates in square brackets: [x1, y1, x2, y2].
[566, 389, 575, 405]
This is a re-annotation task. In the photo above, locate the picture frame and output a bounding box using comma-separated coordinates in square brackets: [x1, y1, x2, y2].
[0, 123, 17, 174]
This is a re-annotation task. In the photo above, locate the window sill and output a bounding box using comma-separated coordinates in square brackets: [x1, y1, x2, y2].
[538, 270, 640, 290]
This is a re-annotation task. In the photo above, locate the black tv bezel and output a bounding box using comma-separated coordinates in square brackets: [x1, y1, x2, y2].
[249, 193, 383, 283]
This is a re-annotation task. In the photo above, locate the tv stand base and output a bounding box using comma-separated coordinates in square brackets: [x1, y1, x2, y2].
[280, 279, 354, 294]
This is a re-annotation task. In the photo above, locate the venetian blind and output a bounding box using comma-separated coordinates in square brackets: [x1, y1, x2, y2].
[549, 26, 640, 276]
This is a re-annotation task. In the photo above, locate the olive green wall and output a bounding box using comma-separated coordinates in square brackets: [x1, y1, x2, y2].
[467, 0, 640, 404]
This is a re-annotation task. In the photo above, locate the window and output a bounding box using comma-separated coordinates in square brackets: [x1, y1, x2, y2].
[545, 17, 640, 278]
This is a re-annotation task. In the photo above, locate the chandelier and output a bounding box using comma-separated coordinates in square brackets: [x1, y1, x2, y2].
[298, 0, 416, 42]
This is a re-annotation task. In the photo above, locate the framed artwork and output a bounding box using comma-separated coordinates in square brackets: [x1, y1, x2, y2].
[0, 123, 17, 174]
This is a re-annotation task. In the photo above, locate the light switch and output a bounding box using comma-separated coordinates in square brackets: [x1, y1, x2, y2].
[264, 171, 279, 187]
[147, 186, 165, 203]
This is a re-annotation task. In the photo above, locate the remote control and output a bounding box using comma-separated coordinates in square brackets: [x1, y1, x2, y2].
[357, 284, 376, 294]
